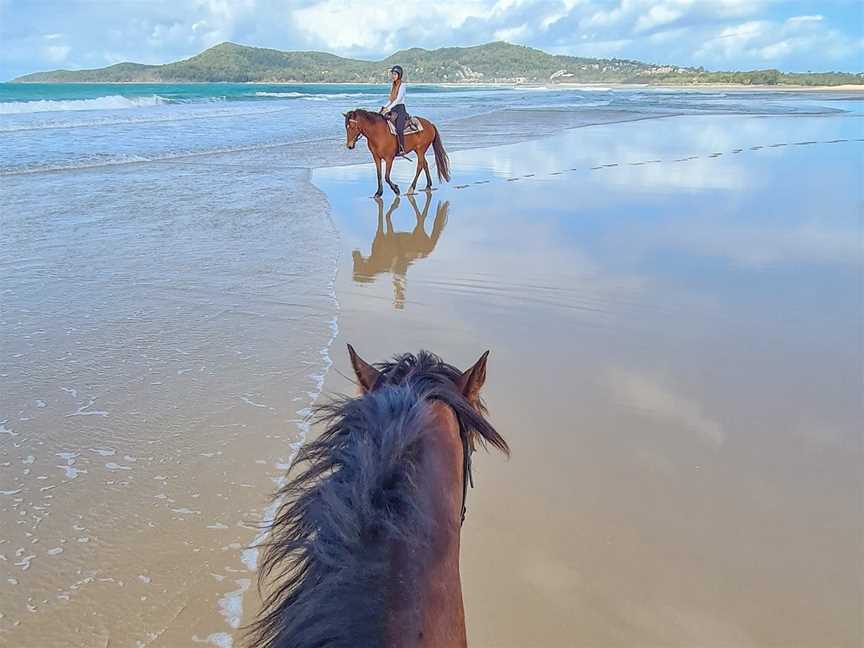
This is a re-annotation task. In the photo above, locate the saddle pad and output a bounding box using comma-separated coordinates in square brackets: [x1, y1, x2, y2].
[388, 116, 423, 136]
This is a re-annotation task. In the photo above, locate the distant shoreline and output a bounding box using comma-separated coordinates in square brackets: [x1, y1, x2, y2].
[5, 80, 863, 92]
[554, 82, 864, 92]
[12, 41, 861, 88]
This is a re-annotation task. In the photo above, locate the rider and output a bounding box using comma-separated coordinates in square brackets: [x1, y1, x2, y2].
[380, 65, 408, 156]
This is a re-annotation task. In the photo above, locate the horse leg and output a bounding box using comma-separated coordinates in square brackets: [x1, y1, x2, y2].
[423, 152, 433, 190]
[374, 155, 383, 197]
[384, 156, 400, 195]
[409, 151, 425, 194]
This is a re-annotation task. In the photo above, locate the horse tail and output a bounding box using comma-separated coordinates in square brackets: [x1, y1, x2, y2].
[431, 127, 451, 184]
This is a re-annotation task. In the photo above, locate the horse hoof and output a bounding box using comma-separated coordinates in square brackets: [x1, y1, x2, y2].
[393, 187, 400, 195]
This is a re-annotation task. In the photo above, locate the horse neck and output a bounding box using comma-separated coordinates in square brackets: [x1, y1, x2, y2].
[358, 112, 386, 137]
[384, 400, 467, 648]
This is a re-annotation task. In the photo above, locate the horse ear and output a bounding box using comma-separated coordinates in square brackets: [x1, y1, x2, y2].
[347, 344, 381, 394]
[342, 112, 347, 117]
[457, 351, 489, 403]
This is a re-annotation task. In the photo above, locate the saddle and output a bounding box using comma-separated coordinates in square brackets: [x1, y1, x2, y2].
[386, 114, 423, 136]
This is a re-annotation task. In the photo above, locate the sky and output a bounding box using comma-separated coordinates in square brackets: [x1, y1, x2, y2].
[1, 0, 862, 81]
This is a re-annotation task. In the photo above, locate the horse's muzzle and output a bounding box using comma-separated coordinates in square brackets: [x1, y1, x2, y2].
[347, 143, 355, 150]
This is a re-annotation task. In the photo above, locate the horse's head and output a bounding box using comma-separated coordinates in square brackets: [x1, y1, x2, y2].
[248, 346, 507, 647]
[346, 345, 508, 457]
[343, 110, 363, 150]
[351, 249, 373, 280]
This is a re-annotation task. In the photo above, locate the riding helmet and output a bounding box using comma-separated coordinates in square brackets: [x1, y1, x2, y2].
[390, 65, 404, 78]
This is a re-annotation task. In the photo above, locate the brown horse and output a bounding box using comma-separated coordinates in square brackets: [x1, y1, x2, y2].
[353, 193, 449, 309]
[344, 109, 451, 197]
[247, 347, 508, 648]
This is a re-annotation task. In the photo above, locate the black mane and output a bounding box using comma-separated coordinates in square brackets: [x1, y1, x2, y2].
[247, 351, 507, 648]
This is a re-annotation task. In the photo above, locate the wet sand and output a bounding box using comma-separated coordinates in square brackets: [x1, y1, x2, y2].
[309, 113, 862, 647]
[0, 162, 340, 646]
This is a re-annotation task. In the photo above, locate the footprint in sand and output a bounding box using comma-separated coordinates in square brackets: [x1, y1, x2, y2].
[824, 139, 847, 144]
[549, 172, 563, 175]
[522, 174, 535, 178]
[708, 152, 723, 158]
[506, 178, 519, 182]
[602, 163, 618, 168]
[731, 149, 743, 154]
[768, 143, 787, 148]
[751, 145, 764, 150]
[455, 184, 469, 189]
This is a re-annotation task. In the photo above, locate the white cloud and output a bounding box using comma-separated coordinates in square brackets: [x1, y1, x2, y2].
[634, 5, 683, 33]
[0, 0, 861, 80]
[695, 14, 862, 65]
[495, 25, 529, 42]
[293, 0, 494, 51]
[786, 15, 823, 25]
[43, 44, 71, 62]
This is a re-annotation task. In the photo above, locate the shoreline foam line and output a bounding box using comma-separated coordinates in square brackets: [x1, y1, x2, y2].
[213, 172, 343, 648]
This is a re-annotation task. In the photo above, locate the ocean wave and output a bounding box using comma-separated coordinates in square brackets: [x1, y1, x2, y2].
[252, 91, 370, 100]
[0, 134, 342, 176]
[0, 103, 295, 133]
[0, 94, 168, 115]
[254, 91, 306, 98]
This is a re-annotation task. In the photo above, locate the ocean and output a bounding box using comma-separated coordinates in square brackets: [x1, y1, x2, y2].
[2, 82, 856, 175]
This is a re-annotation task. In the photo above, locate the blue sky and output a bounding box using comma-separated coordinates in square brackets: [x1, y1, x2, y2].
[1, 0, 862, 80]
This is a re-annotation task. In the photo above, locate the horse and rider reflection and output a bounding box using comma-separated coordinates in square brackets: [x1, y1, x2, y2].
[352, 191, 448, 309]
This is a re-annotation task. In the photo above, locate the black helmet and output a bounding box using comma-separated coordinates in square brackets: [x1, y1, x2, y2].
[390, 65, 403, 78]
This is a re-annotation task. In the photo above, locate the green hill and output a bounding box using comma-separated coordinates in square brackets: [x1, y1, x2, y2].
[12, 41, 863, 86]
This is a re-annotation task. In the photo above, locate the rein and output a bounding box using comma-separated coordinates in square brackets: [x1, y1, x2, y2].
[459, 420, 474, 526]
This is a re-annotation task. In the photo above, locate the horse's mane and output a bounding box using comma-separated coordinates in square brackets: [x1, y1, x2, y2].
[346, 108, 387, 124]
[247, 351, 508, 648]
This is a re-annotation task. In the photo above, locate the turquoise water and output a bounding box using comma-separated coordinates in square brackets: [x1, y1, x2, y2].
[1, 82, 857, 175]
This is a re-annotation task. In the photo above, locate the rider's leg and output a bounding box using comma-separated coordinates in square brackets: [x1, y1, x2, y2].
[395, 107, 407, 154]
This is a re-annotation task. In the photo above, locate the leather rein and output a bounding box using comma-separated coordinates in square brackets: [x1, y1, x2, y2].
[459, 420, 474, 526]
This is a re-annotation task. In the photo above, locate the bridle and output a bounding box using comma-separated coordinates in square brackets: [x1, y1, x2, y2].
[459, 419, 475, 526]
[346, 118, 364, 148]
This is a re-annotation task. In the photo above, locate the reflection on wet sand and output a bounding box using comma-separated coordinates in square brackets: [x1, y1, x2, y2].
[351, 192, 448, 309]
[314, 113, 863, 648]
